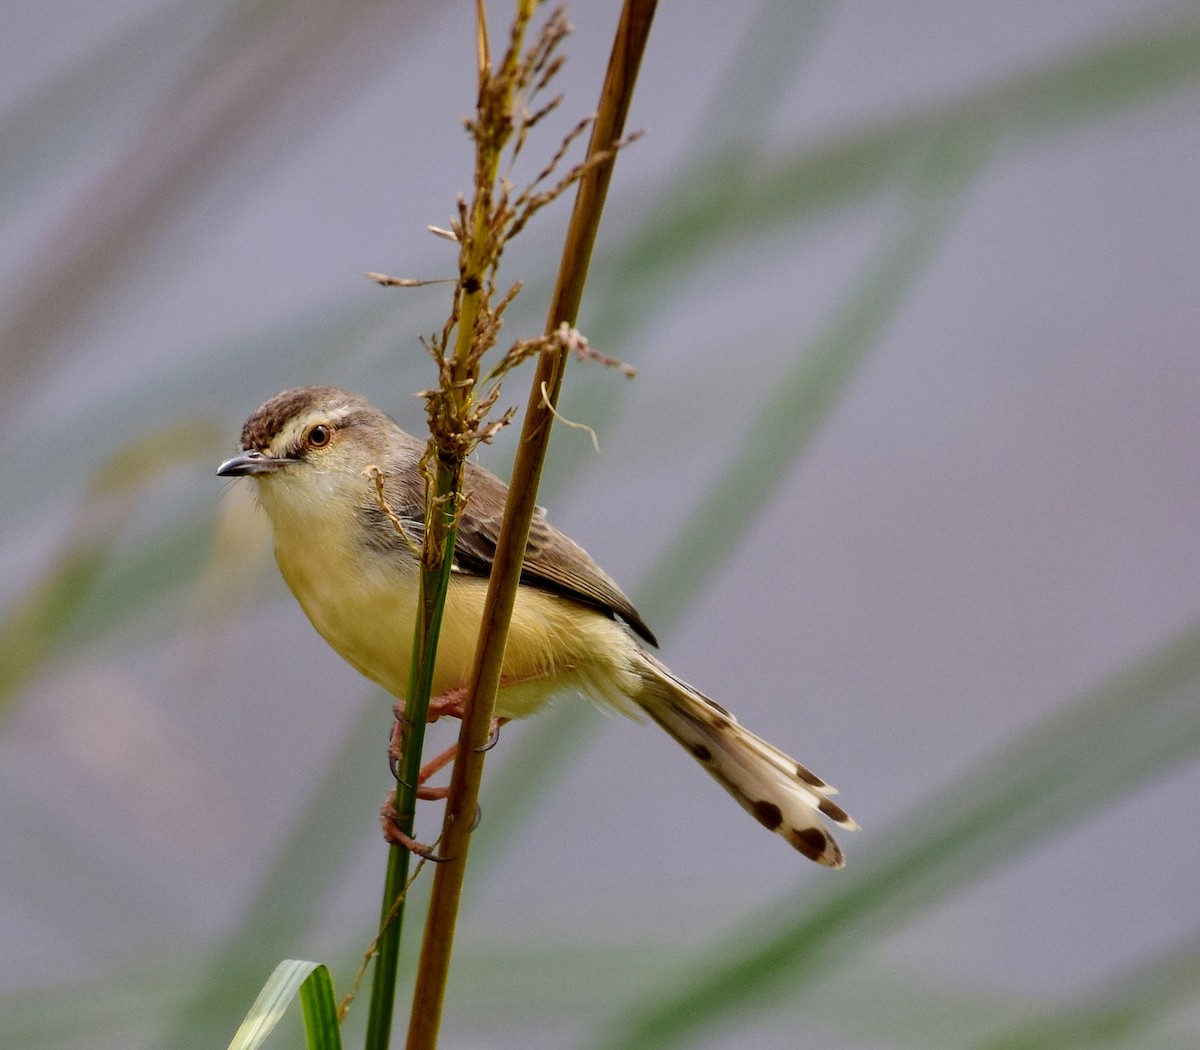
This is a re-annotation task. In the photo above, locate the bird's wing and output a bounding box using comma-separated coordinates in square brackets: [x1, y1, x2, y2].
[365, 454, 656, 646]
[453, 458, 658, 646]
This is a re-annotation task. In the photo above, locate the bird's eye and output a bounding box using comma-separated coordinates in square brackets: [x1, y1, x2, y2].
[305, 424, 332, 449]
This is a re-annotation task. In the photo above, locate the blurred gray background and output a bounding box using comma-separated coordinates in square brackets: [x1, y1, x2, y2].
[2, 1, 1199, 1047]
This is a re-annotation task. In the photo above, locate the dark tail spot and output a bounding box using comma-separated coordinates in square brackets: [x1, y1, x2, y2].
[751, 800, 783, 830]
[690, 742, 714, 763]
[787, 826, 831, 863]
[818, 798, 852, 825]
[796, 763, 828, 789]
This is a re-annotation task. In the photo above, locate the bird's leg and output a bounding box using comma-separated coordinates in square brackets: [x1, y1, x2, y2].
[390, 688, 507, 776]
[426, 688, 469, 721]
[393, 685, 520, 726]
[388, 692, 467, 793]
[383, 691, 507, 859]
[378, 796, 484, 862]
[382, 711, 456, 859]
[379, 796, 451, 862]
[389, 719, 509, 792]
[392, 687, 467, 724]
[406, 742, 459, 799]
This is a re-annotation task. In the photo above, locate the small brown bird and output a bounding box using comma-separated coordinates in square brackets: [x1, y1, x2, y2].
[217, 386, 856, 864]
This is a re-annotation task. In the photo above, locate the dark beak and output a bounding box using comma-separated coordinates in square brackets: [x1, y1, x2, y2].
[216, 450, 291, 477]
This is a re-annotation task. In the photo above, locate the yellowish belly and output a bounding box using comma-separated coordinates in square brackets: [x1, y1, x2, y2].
[277, 537, 631, 719]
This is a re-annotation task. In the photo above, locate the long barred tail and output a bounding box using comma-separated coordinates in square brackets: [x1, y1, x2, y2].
[630, 650, 857, 867]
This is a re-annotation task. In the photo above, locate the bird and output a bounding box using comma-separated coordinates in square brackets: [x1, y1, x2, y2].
[216, 386, 856, 865]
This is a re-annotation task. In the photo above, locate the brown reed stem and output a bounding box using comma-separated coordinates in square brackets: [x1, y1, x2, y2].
[404, 2, 658, 1047]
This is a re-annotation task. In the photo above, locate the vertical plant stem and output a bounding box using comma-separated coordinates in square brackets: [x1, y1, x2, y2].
[363, 460, 458, 1050]
[366, 6, 540, 1046]
[404, 3, 658, 1048]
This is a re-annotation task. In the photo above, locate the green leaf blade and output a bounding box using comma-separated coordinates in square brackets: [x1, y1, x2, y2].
[227, 960, 342, 1050]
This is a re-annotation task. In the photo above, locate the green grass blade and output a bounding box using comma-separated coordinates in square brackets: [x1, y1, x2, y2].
[227, 960, 342, 1050]
[464, 22, 1200, 1015]
[592, 618, 1200, 1049]
[0, 539, 110, 713]
[698, 0, 830, 146]
[428, 935, 1020, 1046]
[0, 420, 225, 716]
[596, 8, 1200, 343]
[0, 0, 429, 413]
[160, 692, 394, 1049]
[473, 113, 990, 868]
[4, 8, 1197, 1050]
[978, 934, 1200, 1049]
[298, 964, 345, 1050]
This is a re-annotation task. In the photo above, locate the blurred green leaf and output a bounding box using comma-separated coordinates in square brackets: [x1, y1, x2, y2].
[160, 692, 396, 1050]
[593, 618, 1200, 1048]
[0, 420, 225, 714]
[595, 7, 1200, 344]
[226, 960, 341, 1050]
[6, 919, 1198, 1050]
[0, 539, 109, 709]
[474, 103, 990, 874]
[699, 0, 831, 145]
[0, 0, 436, 410]
[4, 5, 1199, 1050]
[978, 935, 1200, 1050]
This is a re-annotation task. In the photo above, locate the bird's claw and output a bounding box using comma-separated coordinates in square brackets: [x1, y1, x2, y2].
[380, 799, 454, 862]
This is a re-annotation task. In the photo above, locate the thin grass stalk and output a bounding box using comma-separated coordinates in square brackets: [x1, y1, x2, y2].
[404, 2, 658, 1047]
[366, 4, 546, 1046]
[363, 492, 457, 1050]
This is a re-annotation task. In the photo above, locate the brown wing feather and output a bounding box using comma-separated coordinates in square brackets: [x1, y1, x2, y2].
[453, 458, 658, 647]
[371, 449, 656, 646]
